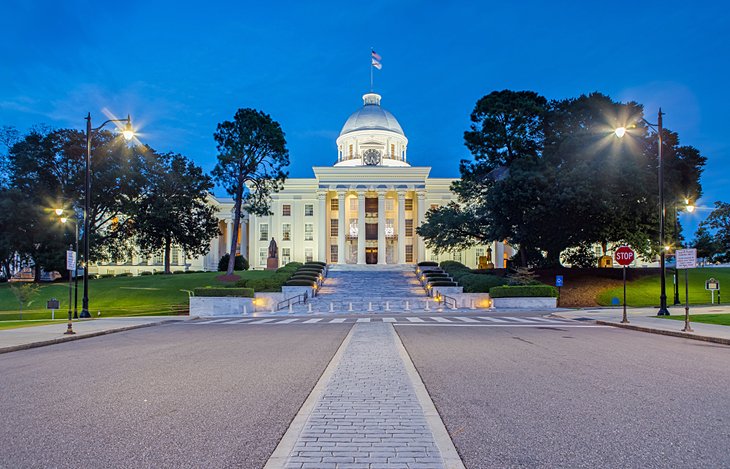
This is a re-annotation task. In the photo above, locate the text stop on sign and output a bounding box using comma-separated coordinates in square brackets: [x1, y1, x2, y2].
[615, 246, 635, 266]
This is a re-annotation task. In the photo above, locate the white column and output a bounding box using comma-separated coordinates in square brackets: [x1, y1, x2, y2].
[225, 219, 233, 255]
[377, 191, 386, 264]
[397, 191, 406, 264]
[495, 240, 505, 269]
[416, 191, 426, 263]
[318, 192, 327, 263]
[357, 192, 366, 264]
[337, 192, 346, 264]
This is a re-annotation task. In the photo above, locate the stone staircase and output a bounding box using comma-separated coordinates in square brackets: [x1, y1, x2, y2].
[290, 264, 434, 313]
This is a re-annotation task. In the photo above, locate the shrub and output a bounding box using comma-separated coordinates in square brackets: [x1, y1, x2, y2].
[507, 267, 540, 285]
[194, 287, 254, 297]
[489, 285, 558, 298]
[428, 280, 458, 287]
[277, 262, 303, 273]
[217, 254, 249, 272]
[285, 279, 316, 287]
[440, 260, 469, 272]
[459, 274, 507, 293]
[98, 274, 115, 278]
[417, 261, 439, 267]
[117, 272, 133, 277]
[305, 261, 327, 267]
[296, 267, 323, 274]
[290, 273, 319, 281]
[423, 271, 448, 277]
[139, 271, 153, 276]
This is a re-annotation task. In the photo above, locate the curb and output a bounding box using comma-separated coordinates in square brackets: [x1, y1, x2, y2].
[0, 319, 178, 355]
[596, 321, 730, 346]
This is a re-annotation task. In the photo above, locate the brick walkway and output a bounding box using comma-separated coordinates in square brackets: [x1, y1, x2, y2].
[283, 322, 447, 469]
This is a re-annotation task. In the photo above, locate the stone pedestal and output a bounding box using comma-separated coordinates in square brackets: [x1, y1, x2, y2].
[266, 257, 278, 270]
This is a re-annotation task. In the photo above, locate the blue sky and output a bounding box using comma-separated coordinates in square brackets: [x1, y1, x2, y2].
[1, 0, 727, 235]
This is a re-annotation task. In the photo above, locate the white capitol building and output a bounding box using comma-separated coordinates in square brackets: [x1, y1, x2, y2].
[97, 92, 512, 274]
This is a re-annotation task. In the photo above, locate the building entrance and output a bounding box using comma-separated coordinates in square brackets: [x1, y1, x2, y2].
[365, 248, 378, 264]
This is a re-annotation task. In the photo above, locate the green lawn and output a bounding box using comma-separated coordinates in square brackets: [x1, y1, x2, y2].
[597, 267, 729, 307]
[661, 314, 730, 326]
[0, 271, 271, 321]
[0, 320, 60, 330]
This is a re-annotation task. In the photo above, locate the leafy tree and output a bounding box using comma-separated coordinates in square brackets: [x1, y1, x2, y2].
[10, 283, 40, 319]
[133, 152, 220, 274]
[701, 201, 730, 263]
[692, 225, 721, 266]
[212, 109, 289, 276]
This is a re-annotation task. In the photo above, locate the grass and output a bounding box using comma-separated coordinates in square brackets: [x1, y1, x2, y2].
[660, 314, 730, 326]
[0, 320, 60, 330]
[596, 267, 729, 307]
[0, 271, 274, 321]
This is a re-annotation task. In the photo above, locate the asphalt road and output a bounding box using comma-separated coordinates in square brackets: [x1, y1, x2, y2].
[396, 324, 730, 468]
[0, 323, 350, 469]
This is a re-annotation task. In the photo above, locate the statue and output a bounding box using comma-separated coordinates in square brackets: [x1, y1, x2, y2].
[266, 238, 278, 270]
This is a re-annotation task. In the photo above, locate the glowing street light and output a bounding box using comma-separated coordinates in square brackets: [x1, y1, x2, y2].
[614, 127, 627, 138]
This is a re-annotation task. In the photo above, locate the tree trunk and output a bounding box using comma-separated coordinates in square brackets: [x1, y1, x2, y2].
[519, 247, 528, 267]
[227, 185, 243, 276]
[164, 237, 172, 274]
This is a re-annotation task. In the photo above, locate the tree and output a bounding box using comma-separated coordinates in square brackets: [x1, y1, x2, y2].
[133, 152, 220, 274]
[10, 283, 40, 319]
[692, 225, 720, 266]
[212, 109, 289, 277]
[701, 201, 730, 263]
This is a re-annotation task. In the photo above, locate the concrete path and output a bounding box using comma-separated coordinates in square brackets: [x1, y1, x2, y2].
[555, 304, 730, 344]
[266, 322, 464, 469]
[0, 316, 189, 353]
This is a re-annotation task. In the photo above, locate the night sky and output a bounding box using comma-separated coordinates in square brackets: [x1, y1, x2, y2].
[1, 1, 727, 235]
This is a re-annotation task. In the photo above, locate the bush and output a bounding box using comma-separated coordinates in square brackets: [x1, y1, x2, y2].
[459, 274, 508, 293]
[290, 273, 319, 281]
[296, 267, 323, 274]
[217, 254, 249, 272]
[139, 271, 153, 276]
[305, 261, 327, 267]
[98, 274, 115, 278]
[417, 261, 439, 267]
[236, 273, 291, 292]
[194, 287, 254, 297]
[423, 271, 448, 278]
[489, 285, 558, 298]
[440, 260, 469, 272]
[277, 262, 303, 273]
[428, 280, 458, 287]
[285, 279, 316, 287]
[117, 272, 133, 277]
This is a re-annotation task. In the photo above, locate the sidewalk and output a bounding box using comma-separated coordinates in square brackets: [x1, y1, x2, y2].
[554, 304, 730, 345]
[0, 316, 190, 354]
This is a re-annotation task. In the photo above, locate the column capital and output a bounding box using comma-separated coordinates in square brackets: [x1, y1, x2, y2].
[397, 191, 406, 200]
[416, 191, 426, 200]
[317, 191, 328, 201]
[337, 191, 346, 200]
[357, 192, 366, 200]
[377, 190, 387, 198]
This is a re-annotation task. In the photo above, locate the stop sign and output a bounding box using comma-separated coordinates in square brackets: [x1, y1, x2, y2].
[615, 246, 635, 266]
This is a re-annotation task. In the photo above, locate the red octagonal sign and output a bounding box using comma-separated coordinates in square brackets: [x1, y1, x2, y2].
[615, 246, 635, 266]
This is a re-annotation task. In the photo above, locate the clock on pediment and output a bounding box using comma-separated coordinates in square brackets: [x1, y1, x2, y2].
[362, 149, 382, 166]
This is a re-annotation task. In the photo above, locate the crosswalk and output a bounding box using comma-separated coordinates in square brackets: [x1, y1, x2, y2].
[187, 316, 596, 327]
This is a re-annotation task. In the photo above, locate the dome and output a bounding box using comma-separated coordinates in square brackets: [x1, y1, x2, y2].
[339, 93, 405, 137]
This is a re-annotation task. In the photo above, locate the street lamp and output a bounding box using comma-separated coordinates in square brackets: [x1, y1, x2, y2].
[672, 199, 695, 305]
[615, 108, 670, 315]
[81, 113, 135, 318]
[57, 210, 80, 318]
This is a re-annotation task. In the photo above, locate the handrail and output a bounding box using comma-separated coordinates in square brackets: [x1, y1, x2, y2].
[277, 291, 308, 311]
[437, 293, 458, 309]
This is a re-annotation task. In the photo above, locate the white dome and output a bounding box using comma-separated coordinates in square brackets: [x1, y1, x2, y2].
[339, 93, 404, 137]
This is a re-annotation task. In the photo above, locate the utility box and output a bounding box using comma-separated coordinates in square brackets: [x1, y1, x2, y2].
[598, 255, 613, 268]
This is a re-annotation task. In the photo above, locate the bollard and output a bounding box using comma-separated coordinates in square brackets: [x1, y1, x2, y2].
[470, 299, 475, 310]
[243, 305, 248, 315]
[368, 302, 373, 312]
[329, 302, 334, 312]
[289, 303, 293, 314]
[425, 300, 430, 311]
[385, 301, 390, 311]
[308, 303, 313, 313]
[349, 302, 353, 312]
[405, 300, 410, 311]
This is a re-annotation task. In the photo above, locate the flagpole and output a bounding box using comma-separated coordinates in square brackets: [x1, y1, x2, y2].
[370, 50, 373, 92]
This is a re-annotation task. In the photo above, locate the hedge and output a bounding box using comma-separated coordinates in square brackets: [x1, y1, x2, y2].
[305, 261, 327, 267]
[459, 274, 507, 293]
[440, 260, 469, 271]
[417, 261, 439, 267]
[290, 274, 320, 282]
[428, 281, 458, 287]
[277, 262, 303, 273]
[285, 279, 316, 287]
[194, 287, 254, 297]
[489, 285, 558, 298]
[218, 254, 249, 271]
[423, 271, 448, 278]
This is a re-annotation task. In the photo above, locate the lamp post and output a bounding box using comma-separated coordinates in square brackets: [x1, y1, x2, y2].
[614, 108, 670, 315]
[57, 210, 80, 318]
[81, 113, 134, 318]
[672, 200, 695, 305]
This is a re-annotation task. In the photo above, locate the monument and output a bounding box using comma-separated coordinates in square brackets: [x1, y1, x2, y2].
[266, 238, 279, 270]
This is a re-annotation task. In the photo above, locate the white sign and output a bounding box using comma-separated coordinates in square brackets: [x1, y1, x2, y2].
[675, 248, 697, 269]
[66, 250, 77, 271]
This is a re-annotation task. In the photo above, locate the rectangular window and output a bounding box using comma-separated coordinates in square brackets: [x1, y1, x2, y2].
[430, 250, 439, 262]
[304, 223, 313, 241]
[390, 143, 395, 156]
[304, 204, 314, 216]
[330, 245, 338, 263]
[349, 144, 353, 157]
[405, 219, 413, 237]
[259, 247, 267, 266]
[282, 223, 291, 241]
[366, 223, 377, 240]
[331, 198, 339, 212]
[154, 253, 163, 265]
[259, 223, 269, 241]
[453, 251, 462, 263]
[349, 197, 358, 212]
[475, 248, 485, 267]
[171, 248, 179, 265]
[282, 204, 291, 216]
[305, 247, 313, 263]
[330, 219, 338, 237]
[405, 245, 414, 263]
[386, 198, 394, 211]
[282, 247, 291, 265]
[405, 198, 413, 211]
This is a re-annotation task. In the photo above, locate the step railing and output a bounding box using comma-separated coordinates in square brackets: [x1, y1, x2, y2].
[436, 293, 458, 309]
[277, 292, 308, 311]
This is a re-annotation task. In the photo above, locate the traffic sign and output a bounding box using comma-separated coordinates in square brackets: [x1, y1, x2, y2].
[676, 249, 697, 269]
[66, 250, 77, 271]
[555, 275, 564, 287]
[614, 246, 635, 266]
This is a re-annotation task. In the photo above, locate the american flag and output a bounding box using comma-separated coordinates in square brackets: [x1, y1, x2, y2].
[371, 50, 382, 69]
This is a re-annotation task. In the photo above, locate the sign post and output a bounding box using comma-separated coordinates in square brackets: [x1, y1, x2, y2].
[555, 275, 563, 306]
[705, 278, 720, 304]
[614, 246, 635, 324]
[64, 247, 76, 335]
[46, 298, 60, 321]
[676, 248, 697, 333]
